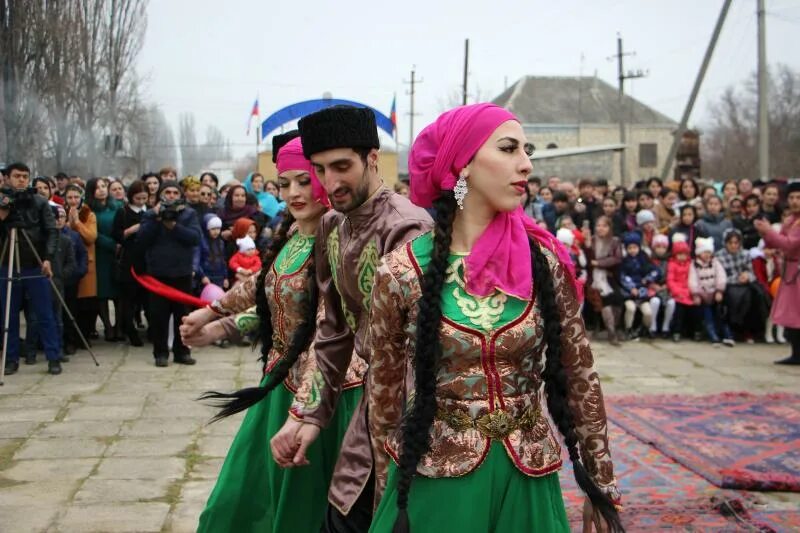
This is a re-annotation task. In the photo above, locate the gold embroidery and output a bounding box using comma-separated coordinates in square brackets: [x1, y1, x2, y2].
[327, 226, 357, 330]
[357, 239, 379, 311]
[303, 368, 325, 410]
[278, 233, 314, 273]
[436, 405, 541, 441]
[446, 258, 508, 330]
[233, 308, 259, 336]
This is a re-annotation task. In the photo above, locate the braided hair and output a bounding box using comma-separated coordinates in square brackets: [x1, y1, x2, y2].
[200, 212, 320, 422]
[392, 193, 623, 532]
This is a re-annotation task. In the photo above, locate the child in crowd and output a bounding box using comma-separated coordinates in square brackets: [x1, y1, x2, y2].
[635, 209, 656, 255]
[751, 237, 786, 344]
[666, 236, 694, 342]
[620, 232, 659, 340]
[199, 215, 229, 290]
[648, 234, 675, 339]
[557, 227, 587, 286]
[689, 237, 733, 346]
[228, 236, 262, 286]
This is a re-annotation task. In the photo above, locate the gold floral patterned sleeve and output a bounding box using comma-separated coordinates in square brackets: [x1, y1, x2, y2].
[211, 271, 260, 316]
[365, 258, 409, 500]
[545, 249, 619, 498]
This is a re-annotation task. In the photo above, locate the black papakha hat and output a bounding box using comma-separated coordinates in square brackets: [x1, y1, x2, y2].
[271, 130, 301, 163]
[787, 180, 800, 194]
[298, 105, 380, 159]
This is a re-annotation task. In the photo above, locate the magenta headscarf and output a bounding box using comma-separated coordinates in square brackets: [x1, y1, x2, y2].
[409, 103, 578, 300]
[276, 137, 330, 208]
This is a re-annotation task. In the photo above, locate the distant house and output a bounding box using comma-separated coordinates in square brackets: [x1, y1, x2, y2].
[492, 76, 678, 185]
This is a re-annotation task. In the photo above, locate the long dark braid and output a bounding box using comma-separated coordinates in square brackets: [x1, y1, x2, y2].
[531, 241, 624, 532]
[200, 213, 320, 422]
[393, 192, 457, 533]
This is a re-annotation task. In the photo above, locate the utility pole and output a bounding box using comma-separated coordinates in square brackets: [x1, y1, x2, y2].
[403, 66, 423, 149]
[462, 39, 469, 106]
[659, 0, 732, 182]
[610, 34, 646, 187]
[757, 0, 769, 182]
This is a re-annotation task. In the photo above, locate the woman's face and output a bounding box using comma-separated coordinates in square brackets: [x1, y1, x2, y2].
[279, 170, 327, 223]
[706, 196, 722, 215]
[725, 236, 741, 254]
[462, 120, 534, 214]
[145, 177, 160, 194]
[763, 186, 779, 207]
[231, 187, 246, 209]
[602, 198, 617, 216]
[540, 187, 553, 203]
[265, 181, 279, 199]
[65, 190, 81, 209]
[638, 194, 654, 210]
[624, 198, 638, 213]
[184, 185, 201, 204]
[648, 181, 662, 198]
[199, 185, 214, 206]
[251, 175, 264, 193]
[94, 180, 108, 201]
[702, 187, 717, 201]
[595, 218, 611, 238]
[663, 191, 678, 209]
[35, 181, 51, 199]
[131, 191, 148, 208]
[681, 208, 695, 226]
[728, 199, 742, 217]
[745, 198, 760, 217]
[613, 188, 625, 203]
[681, 180, 698, 199]
[201, 174, 217, 189]
[723, 182, 738, 199]
[109, 181, 125, 201]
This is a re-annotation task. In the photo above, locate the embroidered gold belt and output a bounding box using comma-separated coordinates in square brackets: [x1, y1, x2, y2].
[436, 404, 542, 441]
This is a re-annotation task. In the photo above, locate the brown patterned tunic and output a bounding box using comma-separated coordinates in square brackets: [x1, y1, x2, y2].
[290, 186, 432, 515]
[366, 233, 618, 503]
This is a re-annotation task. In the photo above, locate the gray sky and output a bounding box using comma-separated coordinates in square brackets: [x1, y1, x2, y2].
[138, 0, 800, 159]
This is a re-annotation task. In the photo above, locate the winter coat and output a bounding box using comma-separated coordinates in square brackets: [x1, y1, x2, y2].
[653, 203, 676, 234]
[92, 200, 121, 299]
[112, 205, 146, 284]
[70, 206, 97, 299]
[695, 213, 733, 251]
[762, 214, 800, 328]
[733, 215, 760, 250]
[612, 211, 637, 237]
[667, 256, 693, 305]
[689, 256, 727, 305]
[619, 252, 659, 300]
[198, 236, 228, 287]
[61, 226, 87, 286]
[138, 205, 202, 279]
[228, 251, 262, 274]
[51, 233, 76, 299]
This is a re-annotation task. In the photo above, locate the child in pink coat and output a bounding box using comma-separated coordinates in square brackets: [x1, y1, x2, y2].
[689, 237, 733, 346]
[666, 238, 693, 341]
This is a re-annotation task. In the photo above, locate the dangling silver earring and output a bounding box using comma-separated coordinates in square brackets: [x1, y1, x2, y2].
[454, 174, 468, 210]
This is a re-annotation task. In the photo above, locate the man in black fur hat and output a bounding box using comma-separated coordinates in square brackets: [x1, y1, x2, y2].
[270, 106, 432, 532]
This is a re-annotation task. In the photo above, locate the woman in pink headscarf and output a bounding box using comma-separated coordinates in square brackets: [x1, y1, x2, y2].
[179, 136, 366, 533]
[365, 104, 622, 532]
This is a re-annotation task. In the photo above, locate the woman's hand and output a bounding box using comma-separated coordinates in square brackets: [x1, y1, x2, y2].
[180, 307, 218, 338]
[271, 417, 304, 467]
[180, 321, 224, 348]
[582, 497, 609, 532]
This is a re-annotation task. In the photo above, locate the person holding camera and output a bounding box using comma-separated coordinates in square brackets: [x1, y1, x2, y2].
[137, 180, 202, 367]
[0, 163, 63, 375]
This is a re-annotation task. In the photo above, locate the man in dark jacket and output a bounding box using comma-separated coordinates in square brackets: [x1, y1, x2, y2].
[0, 163, 62, 375]
[138, 180, 202, 367]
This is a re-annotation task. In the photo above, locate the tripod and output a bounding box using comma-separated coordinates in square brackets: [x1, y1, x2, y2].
[0, 226, 99, 385]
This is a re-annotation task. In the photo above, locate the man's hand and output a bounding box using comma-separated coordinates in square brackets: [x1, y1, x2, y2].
[714, 291, 723, 303]
[201, 276, 210, 286]
[180, 307, 217, 338]
[270, 418, 321, 467]
[41, 260, 53, 278]
[180, 321, 224, 348]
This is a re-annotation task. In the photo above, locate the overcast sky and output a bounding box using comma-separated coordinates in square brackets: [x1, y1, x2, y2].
[138, 0, 800, 159]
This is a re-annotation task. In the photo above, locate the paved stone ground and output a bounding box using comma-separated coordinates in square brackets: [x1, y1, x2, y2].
[1, 337, 799, 532]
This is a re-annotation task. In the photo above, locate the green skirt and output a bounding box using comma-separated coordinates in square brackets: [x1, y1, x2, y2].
[370, 442, 569, 533]
[197, 375, 363, 533]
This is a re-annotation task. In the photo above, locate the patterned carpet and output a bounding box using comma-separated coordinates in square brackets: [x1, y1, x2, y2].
[606, 392, 800, 492]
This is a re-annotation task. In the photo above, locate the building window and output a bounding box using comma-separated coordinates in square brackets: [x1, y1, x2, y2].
[639, 143, 657, 168]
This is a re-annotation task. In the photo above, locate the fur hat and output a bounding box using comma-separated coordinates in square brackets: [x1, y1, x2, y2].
[205, 215, 222, 230]
[695, 237, 714, 256]
[236, 236, 256, 253]
[635, 209, 655, 226]
[298, 105, 380, 159]
[671, 232, 687, 244]
[556, 227, 574, 247]
[271, 130, 300, 164]
[652, 234, 669, 248]
[623, 231, 642, 247]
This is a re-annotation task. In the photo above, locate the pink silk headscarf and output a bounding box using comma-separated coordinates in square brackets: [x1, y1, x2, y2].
[408, 103, 578, 300]
[276, 137, 330, 208]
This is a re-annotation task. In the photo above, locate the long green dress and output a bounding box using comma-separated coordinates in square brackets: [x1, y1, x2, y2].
[197, 233, 364, 532]
[92, 199, 120, 300]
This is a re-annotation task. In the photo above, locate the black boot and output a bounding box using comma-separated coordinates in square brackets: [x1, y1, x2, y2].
[174, 354, 196, 365]
[4, 360, 19, 375]
[774, 356, 800, 365]
[48, 360, 62, 375]
[24, 352, 36, 365]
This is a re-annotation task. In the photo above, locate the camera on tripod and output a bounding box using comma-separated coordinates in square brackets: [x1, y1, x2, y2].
[0, 187, 37, 227]
[158, 198, 186, 222]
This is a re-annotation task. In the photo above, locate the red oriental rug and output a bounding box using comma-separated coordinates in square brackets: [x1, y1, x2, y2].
[606, 392, 800, 492]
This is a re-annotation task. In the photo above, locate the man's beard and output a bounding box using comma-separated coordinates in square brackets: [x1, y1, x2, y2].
[330, 167, 371, 213]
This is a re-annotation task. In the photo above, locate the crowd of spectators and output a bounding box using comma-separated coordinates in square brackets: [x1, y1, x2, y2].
[2, 164, 795, 375]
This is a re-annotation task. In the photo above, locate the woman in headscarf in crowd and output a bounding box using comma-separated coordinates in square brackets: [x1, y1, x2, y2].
[182, 175, 211, 218]
[64, 183, 99, 340]
[243, 172, 283, 219]
[112, 180, 150, 346]
[755, 181, 800, 364]
[86, 178, 122, 341]
[365, 104, 621, 532]
[180, 137, 366, 532]
[218, 184, 268, 240]
[584, 215, 624, 346]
